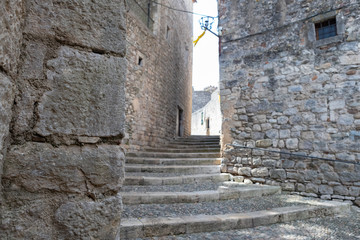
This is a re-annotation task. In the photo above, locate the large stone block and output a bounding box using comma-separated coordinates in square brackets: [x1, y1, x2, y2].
[35, 47, 126, 137]
[19, 41, 47, 80]
[270, 169, 286, 180]
[339, 172, 360, 183]
[251, 167, 269, 177]
[306, 183, 319, 194]
[339, 55, 360, 65]
[55, 195, 122, 239]
[238, 167, 252, 177]
[349, 187, 360, 197]
[3, 142, 125, 195]
[0, 73, 15, 186]
[255, 139, 272, 147]
[319, 185, 334, 195]
[285, 138, 299, 149]
[1, 195, 62, 239]
[24, 0, 126, 55]
[1, 194, 123, 239]
[0, 0, 24, 76]
[333, 185, 349, 195]
[0, 73, 15, 150]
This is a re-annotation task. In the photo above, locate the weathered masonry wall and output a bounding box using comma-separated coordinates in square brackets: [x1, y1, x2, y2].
[218, 0, 360, 205]
[1, 1, 127, 238]
[124, 0, 193, 150]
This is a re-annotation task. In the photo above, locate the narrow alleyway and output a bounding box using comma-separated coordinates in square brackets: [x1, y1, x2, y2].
[120, 136, 350, 239]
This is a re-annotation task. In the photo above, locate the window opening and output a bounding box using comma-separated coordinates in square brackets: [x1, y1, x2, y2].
[138, 57, 143, 66]
[177, 107, 184, 137]
[206, 118, 210, 136]
[315, 17, 337, 40]
[166, 26, 171, 39]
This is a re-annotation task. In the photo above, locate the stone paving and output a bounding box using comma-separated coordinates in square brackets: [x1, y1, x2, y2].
[146, 207, 360, 240]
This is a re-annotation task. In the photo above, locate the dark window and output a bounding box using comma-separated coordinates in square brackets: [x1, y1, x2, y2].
[315, 18, 337, 40]
[138, 57, 143, 66]
[166, 26, 171, 39]
[177, 107, 183, 137]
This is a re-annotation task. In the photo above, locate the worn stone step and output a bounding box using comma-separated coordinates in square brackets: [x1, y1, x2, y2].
[127, 152, 221, 158]
[173, 138, 220, 143]
[125, 157, 222, 165]
[121, 182, 224, 193]
[122, 184, 281, 204]
[142, 147, 220, 153]
[124, 173, 231, 186]
[168, 141, 220, 146]
[120, 200, 350, 239]
[178, 135, 220, 139]
[125, 164, 220, 174]
[165, 144, 220, 149]
[122, 194, 337, 219]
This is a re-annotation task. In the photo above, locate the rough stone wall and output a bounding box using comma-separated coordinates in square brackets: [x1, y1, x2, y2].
[219, 0, 360, 205]
[0, 0, 22, 198]
[124, 0, 193, 150]
[1, 0, 127, 239]
[192, 89, 222, 135]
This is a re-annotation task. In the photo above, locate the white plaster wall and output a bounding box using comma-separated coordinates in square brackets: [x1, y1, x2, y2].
[191, 89, 221, 135]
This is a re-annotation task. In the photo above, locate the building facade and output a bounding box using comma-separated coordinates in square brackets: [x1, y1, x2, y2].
[218, 0, 360, 205]
[124, 0, 193, 150]
[192, 88, 222, 135]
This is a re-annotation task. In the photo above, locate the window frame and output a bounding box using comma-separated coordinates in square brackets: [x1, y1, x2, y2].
[307, 11, 345, 47]
[315, 17, 337, 40]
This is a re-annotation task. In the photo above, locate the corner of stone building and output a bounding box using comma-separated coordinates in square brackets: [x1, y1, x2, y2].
[1, 0, 128, 239]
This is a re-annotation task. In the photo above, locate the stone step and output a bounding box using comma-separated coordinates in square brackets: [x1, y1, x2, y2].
[165, 144, 220, 149]
[142, 147, 220, 153]
[168, 141, 220, 146]
[122, 184, 281, 204]
[127, 152, 221, 158]
[120, 199, 350, 239]
[125, 164, 220, 174]
[178, 135, 220, 139]
[122, 194, 340, 220]
[121, 182, 224, 193]
[173, 139, 220, 143]
[125, 157, 222, 165]
[124, 173, 231, 185]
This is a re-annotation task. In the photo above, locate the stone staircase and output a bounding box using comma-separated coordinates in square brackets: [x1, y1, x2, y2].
[120, 136, 350, 239]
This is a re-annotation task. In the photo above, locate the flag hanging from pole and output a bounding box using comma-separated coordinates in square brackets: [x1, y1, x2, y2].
[193, 30, 206, 46]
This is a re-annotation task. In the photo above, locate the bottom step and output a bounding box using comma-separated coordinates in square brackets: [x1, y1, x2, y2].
[121, 200, 350, 239]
